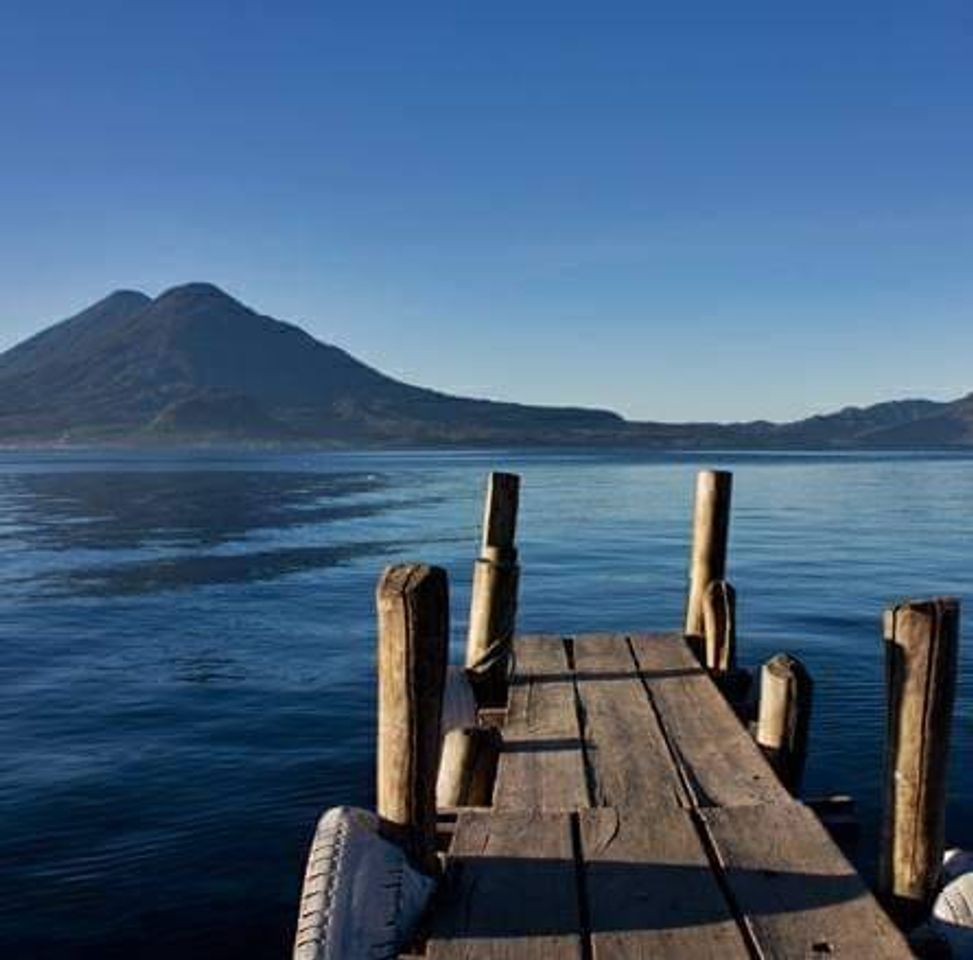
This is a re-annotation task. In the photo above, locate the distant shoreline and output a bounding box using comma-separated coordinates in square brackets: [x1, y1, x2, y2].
[3, 284, 971, 451]
[2, 440, 973, 456]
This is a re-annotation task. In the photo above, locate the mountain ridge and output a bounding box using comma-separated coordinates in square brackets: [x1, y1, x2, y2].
[0, 283, 970, 448]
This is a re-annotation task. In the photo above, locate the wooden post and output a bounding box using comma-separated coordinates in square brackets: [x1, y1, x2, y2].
[465, 472, 520, 706]
[684, 470, 732, 645]
[879, 597, 959, 926]
[376, 564, 448, 873]
[436, 727, 501, 808]
[756, 653, 812, 794]
[479, 471, 520, 563]
[702, 579, 736, 674]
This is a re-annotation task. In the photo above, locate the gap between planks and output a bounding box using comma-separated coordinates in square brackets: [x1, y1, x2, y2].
[427, 634, 912, 960]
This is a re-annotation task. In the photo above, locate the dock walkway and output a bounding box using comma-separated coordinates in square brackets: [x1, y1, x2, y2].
[421, 632, 911, 958]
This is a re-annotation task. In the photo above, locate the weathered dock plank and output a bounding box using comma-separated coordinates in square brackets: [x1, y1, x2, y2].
[630, 632, 789, 808]
[573, 633, 686, 811]
[580, 806, 750, 959]
[426, 811, 582, 959]
[492, 635, 588, 812]
[422, 633, 913, 960]
[702, 802, 911, 957]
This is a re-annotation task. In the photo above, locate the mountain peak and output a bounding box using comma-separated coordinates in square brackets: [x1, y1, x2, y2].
[100, 289, 151, 310]
[153, 282, 241, 308]
[0, 283, 626, 444]
[108, 287, 150, 300]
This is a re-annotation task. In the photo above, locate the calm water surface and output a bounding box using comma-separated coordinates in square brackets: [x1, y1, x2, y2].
[1, 449, 971, 958]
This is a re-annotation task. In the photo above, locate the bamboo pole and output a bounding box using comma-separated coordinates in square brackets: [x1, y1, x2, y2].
[702, 579, 736, 674]
[684, 470, 732, 645]
[879, 597, 959, 926]
[756, 653, 813, 794]
[376, 564, 449, 872]
[465, 472, 520, 706]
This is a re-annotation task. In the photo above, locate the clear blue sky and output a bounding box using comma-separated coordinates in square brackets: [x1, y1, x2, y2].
[1, 1, 971, 422]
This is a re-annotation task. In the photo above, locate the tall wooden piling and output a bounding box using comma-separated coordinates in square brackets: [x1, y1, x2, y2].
[702, 579, 736, 674]
[465, 472, 520, 706]
[756, 653, 813, 794]
[376, 564, 449, 872]
[879, 597, 959, 926]
[684, 470, 732, 644]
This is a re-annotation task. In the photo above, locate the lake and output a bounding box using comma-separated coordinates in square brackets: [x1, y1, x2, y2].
[0, 449, 971, 958]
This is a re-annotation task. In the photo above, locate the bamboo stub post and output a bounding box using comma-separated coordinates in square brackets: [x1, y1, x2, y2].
[702, 579, 736, 674]
[879, 597, 959, 927]
[465, 472, 520, 707]
[684, 470, 732, 648]
[376, 564, 449, 873]
[756, 652, 813, 794]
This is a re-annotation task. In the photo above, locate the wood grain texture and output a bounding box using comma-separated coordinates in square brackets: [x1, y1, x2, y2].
[630, 633, 790, 808]
[880, 597, 959, 925]
[466, 558, 519, 706]
[426, 811, 582, 959]
[580, 807, 749, 959]
[421, 627, 907, 958]
[466, 472, 521, 705]
[376, 564, 448, 870]
[684, 470, 732, 639]
[480, 472, 520, 558]
[436, 727, 500, 808]
[493, 636, 588, 812]
[756, 653, 813, 794]
[702, 803, 913, 958]
[702, 580, 736, 674]
[572, 633, 686, 811]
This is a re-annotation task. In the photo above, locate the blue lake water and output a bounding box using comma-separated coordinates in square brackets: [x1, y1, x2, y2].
[0, 449, 971, 958]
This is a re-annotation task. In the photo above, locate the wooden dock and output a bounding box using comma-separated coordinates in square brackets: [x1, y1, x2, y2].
[296, 470, 963, 960]
[419, 632, 911, 958]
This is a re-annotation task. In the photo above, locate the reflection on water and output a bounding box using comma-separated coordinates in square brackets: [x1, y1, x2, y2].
[0, 468, 444, 597]
[0, 449, 971, 959]
[36, 542, 397, 596]
[0, 470, 389, 549]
